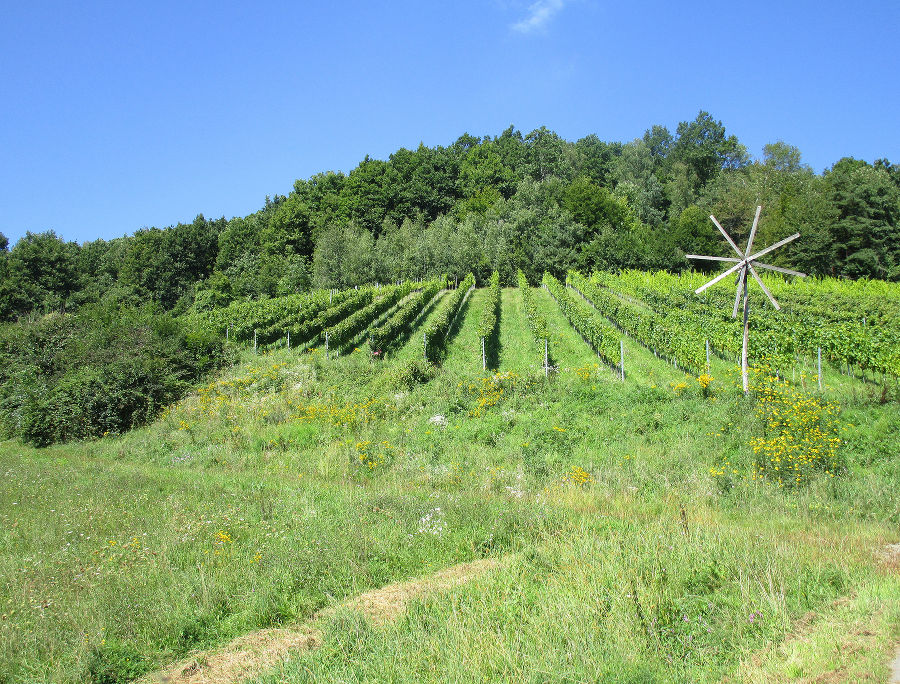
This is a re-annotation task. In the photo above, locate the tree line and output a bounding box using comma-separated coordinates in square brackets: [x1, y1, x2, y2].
[2, 111, 900, 322]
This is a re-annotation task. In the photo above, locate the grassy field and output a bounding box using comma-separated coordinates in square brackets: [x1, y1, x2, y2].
[1, 287, 898, 683]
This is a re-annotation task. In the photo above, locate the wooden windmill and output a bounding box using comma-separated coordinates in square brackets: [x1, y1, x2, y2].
[686, 206, 806, 394]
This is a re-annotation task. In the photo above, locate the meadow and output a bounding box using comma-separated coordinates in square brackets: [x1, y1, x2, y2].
[1, 275, 898, 683]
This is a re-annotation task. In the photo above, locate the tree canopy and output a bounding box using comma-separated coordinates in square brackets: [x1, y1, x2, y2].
[3, 111, 898, 321]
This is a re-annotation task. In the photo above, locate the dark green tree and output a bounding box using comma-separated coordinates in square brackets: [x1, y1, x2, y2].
[825, 158, 900, 279]
[0, 231, 79, 319]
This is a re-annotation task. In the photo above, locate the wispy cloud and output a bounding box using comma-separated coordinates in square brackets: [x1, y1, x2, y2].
[511, 0, 567, 34]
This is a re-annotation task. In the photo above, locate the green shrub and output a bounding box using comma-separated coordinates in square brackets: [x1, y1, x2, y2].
[0, 302, 231, 446]
[85, 640, 149, 684]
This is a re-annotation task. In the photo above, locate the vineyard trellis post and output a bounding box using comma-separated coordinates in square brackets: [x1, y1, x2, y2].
[482, 337, 486, 371]
[687, 206, 806, 395]
[818, 347, 823, 392]
[544, 338, 549, 378]
[620, 339, 625, 382]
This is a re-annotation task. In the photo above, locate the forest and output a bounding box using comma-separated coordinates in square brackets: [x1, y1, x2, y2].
[2, 111, 899, 323]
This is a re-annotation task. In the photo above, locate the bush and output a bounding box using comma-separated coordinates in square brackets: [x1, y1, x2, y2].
[85, 640, 149, 684]
[0, 303, 232, 446]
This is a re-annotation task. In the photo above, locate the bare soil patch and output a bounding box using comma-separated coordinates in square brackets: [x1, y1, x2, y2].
[143, 556, 503, 684]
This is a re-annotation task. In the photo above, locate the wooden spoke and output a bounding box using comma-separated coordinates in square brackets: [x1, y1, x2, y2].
[685, 254, 742, 263]
[732, 267, 746, 318]
[749, 264, 780, 310]
[709, 215, 744, 257]
[744, 205, 762, 257]
[754, 262, 807, 278]
[748, 232, 800, 263]
[695, 260, 746, 294]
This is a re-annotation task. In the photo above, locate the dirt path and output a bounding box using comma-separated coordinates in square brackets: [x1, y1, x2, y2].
[143, 556, 505, 684]
[725, 544, 900, 683]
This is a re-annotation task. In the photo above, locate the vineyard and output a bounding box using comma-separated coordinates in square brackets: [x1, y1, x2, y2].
[180, 270, 900, 390]
[3, 268, 899, 684]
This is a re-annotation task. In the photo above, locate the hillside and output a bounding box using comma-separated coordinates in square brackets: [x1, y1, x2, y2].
[3, 116, 900, 329]
[1, 274, 898, 682]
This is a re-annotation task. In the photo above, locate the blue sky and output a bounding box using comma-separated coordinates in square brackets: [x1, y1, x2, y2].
[2, 0, 898, 246]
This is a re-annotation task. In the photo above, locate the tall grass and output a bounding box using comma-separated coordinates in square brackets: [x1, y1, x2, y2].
[1, 287, 898, 682]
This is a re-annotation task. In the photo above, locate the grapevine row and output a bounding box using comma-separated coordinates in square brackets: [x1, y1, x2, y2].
[517, 269, 548, 342]
[369, 280, 444, 353]
[478, 271, 501, 340]
[425, 273, 475, 357]
[543, 272, 621, 370]
[183, 289, 352, 346]
[600, 270, 899, 378]
[571, 271, 706, 375]
[325, 283, 415, 350]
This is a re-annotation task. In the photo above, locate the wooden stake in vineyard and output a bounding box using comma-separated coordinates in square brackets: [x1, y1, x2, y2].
[686, 206, 806, 394]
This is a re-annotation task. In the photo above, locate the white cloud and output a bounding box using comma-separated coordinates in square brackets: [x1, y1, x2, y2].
[511, 0, 566, 34]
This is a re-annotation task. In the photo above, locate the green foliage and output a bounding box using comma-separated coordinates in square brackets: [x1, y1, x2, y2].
[326, 283, 414, 350]
[517, 269, 548, 341]
[0, 230, 79, 320]
[2, 119, 897, 327]
[118, 215, 223, 310]
[598, 269, 900, 378]
[0, 305, 229, 446]
[183, 289, 348, 347]
[369, 280, 443, 353]
[425, 273, 475, 358]
[313, 224, 375, 289]
[542, 271, 620, 368]
[571, 271, 706, 375]
[85, 640, 149, 684]
[392, 358, 437, 389]
[824, 158, 900, 279]
[477, 271, 500, 340]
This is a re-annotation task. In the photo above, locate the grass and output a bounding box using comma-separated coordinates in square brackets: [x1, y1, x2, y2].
[1, 286, 898, 683]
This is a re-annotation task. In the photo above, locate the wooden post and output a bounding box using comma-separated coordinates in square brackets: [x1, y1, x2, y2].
[423, 332, 427, 361]
[706, 339, 710, 374]
[287, 330, 290, 349]
[817, 347, 822, 392]
[226, 323, 229, 341]
[481, 336, 486, 371]
[253, 329, 257, 354]
[620, 339, 625, 382]
[741, 272, 750, 394]
[544, 338, 549, 378]
[325, 332, 329, 360]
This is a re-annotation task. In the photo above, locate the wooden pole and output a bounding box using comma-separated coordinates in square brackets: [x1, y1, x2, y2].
[482, 337, 486, 371]
[325, 332, 329, 360]
[254, 329, 257, 354]
[544, 339, 549, 378]
[287, 330, 290, 349]
[620, 339, 625, 382]
[423, 332, 427, 361]
[741, 270, 750, 394]
[706, 339, 710, 374]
